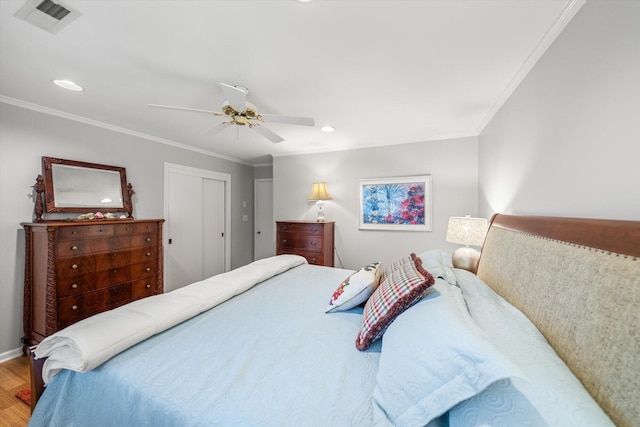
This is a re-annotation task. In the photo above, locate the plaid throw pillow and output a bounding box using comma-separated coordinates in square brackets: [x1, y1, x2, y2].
[356, 253, 435, 350]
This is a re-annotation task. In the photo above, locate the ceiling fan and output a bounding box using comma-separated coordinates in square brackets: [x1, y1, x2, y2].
[147, 83, 315, 143]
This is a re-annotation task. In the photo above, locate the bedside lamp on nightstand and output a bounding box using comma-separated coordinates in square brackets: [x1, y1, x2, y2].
[446, 215, 488, 273]
[308, 182, 332, 222]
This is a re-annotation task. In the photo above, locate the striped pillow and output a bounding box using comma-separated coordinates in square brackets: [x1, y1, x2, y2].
[356, 254, 435, 351]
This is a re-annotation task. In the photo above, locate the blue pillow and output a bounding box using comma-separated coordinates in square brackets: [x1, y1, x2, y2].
[418, 249, 457, 285]
[448, 269, 615, 427]
[371, 280, 523, 427]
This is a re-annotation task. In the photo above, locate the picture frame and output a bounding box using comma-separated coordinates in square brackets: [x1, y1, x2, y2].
[358, 175, 432, 231]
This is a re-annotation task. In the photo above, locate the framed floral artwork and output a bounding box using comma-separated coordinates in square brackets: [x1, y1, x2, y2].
[358, 175, 432, 231]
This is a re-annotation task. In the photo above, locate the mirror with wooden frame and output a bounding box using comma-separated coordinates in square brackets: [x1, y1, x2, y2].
[33, 157, 134, 221]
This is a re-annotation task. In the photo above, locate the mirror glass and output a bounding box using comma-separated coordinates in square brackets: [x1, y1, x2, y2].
[51, 164, 124, 208]
[42, 157, 132, 215]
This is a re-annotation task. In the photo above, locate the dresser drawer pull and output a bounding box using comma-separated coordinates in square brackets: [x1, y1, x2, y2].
[310, 241, 317, 246]
[311, 227, 318, 233]
[145, 267, 151, 272]
[146, 284, 151, 289]
[310, 258, 317, 264]
[145, 238, 151, 242]
[71, 305, 78, 311]
[283, 226, 287, 230]
[282, 239, 287, 244]
[146, 252, 151, 256]
[71, 245, 78, 251]
[71, 264, 78, 270]
[71, 284, 78, 289]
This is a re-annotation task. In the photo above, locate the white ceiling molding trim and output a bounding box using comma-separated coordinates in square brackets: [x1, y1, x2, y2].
[0, 95, 250, 166]
[475, 0, 586, 134]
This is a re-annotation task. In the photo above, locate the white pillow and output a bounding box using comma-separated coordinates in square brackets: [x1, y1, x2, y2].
[325, 262, 382, 313]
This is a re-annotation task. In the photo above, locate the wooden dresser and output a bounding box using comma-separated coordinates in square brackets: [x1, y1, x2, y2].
[21, 219, 164, 347]
[276, 221, 334, 267]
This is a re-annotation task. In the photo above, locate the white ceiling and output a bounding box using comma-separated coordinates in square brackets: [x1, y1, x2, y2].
[0, 0, 581, 165]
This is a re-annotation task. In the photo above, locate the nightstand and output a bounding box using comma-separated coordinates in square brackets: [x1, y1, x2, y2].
[276, 221, 334, 267]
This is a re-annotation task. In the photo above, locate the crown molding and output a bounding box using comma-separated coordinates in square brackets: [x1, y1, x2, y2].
[475, 0, 586, 134]
[0, 95, 251, 166]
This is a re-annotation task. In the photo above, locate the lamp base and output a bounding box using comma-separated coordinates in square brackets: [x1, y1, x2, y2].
[452, 246, 481, 273]
[316, 200, 326, 222]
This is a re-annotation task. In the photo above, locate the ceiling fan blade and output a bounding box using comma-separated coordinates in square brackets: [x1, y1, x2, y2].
[219, 83, 247, 112]
[147, 104, 218, 115]
[260, 114, 315, 127]
[202, 122, 232, 136]
[252, 125, 285, 143]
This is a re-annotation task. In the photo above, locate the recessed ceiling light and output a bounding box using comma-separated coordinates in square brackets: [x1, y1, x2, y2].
[297, 0, 313, 3]
[321, 125, 335, 132]
[53, 79, 84, 91]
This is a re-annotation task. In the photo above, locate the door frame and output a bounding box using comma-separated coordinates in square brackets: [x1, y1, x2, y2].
[163, 163, 231, 286]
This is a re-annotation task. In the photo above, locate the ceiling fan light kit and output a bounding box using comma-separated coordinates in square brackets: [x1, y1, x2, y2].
[148, 82, 315, 143]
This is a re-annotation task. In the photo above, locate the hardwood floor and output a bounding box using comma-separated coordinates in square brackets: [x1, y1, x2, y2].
[0, 356, 30, 427]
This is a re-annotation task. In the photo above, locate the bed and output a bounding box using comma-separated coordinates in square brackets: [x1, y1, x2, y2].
[27, 214, 639, 426]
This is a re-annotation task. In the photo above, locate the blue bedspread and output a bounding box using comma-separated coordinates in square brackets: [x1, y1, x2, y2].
[29, 257, 612, 426]
[30, 264, 381, 427]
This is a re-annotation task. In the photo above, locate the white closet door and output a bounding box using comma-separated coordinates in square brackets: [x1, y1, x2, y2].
[202, 178, 225, 279]
[166, 172, 204, 292]
[254, 178, 275, 260]
[165, 163, 230, 293]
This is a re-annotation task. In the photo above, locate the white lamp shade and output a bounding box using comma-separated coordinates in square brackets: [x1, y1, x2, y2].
[308, 182, 332, 201]
[446, 216, 488, 247]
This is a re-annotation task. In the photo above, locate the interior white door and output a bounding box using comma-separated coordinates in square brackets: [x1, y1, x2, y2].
[165, 163, 231, 292]
[254, 178, 275, 260]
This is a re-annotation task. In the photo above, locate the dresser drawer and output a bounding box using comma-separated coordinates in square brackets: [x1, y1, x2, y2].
[56, 247, 158, 279]
[56, 236, 158, 258]
[56, 261, 157, 290]
[278, 233, 323, 253]
[299, 252, 324, 265]
[57, 224, 115, 241]
[56, 267, 157, 298]
[129, 233, 159, 248]
[115, 222, 159, 236]
[277, 222, 324, 236]
[57, 278, 156, 329]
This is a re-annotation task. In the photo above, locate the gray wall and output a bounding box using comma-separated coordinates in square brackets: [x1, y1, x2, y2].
[273, 137, 478, 270]
[0, 102, 255, 358]
[479, 0, 640, 220]
[253, 164, 273, 180]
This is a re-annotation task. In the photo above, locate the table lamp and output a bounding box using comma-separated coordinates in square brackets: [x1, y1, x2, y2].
[308, 182, 332, 222]
[445, 215, 488, 272]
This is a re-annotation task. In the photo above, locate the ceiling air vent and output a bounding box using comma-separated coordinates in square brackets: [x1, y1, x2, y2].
[14, 0, 81, 34]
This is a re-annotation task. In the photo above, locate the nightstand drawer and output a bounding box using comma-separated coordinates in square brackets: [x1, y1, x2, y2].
[278, 233, 322, 253]
[277, 222, 324, 236]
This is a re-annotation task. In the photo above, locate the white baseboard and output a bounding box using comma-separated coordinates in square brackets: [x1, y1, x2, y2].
[0, 347, 24, 364]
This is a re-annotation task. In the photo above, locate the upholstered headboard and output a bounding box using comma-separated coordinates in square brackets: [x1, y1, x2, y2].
[476, 214, 640, 427]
